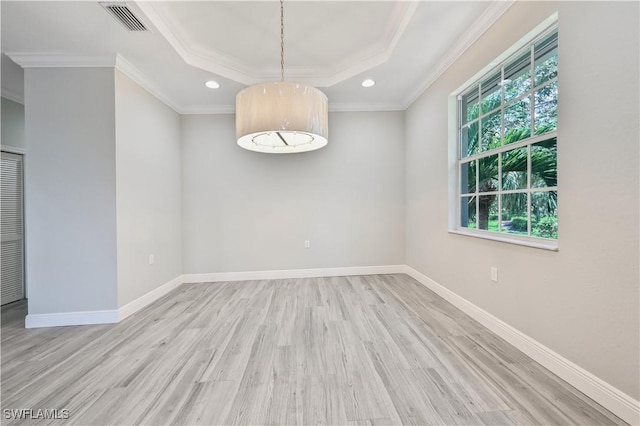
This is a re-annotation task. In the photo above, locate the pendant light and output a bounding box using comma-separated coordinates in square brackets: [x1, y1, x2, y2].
[235, 0, 328, 154]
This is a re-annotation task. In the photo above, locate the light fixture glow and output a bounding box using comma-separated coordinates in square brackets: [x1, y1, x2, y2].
[361, 79, 376, 88]
[236, 82, 328, 153]
[235, 0, 328, 154]
[205, 80, 220, 89]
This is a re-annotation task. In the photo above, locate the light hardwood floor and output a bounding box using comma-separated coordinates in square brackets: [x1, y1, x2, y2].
[1, 274, 626, 425]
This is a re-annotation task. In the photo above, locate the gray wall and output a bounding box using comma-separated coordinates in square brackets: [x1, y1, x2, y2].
[115, 70, 182, 307]
[1, 54, 25, 105]
[16, 2, 638, 403]
[181, 112, 405, 273]
[24, 68, 118, 314]
[404, 1, 639, 399]
[1, 97, 25, 150]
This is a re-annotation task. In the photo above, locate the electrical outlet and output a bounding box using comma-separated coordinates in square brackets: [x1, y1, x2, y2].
[149, 254, 155, 265]
[304, 240, 310, 249]
[490, 266, 498, 282]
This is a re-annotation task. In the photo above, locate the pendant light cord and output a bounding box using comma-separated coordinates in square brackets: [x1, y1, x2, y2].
[280, 0, 285, 82]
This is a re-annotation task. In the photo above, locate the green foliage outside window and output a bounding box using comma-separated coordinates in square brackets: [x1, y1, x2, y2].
[459, 29, 558, 240]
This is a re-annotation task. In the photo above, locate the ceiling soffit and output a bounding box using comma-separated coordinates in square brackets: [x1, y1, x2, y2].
[134, 1, 418, 87]
[2, 1, 516, 113]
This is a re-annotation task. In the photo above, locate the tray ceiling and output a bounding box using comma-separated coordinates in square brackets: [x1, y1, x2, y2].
[1, 1, 512, 113]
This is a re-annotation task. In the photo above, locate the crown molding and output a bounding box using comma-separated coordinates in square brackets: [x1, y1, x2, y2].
[5, 53, 117, 68]
[2, 1, 514, 116]
[3, 2, 514, 116]
[1, 87, 24, 104]
[180, 104, 236, 115]
[401, 0, 515, 110]
[114, 54, 182, 114]
[329, 102, 405, 113]
[180, 101, 407, 115]
[133, 1, 417, 88]
[3, 52, 186, 113]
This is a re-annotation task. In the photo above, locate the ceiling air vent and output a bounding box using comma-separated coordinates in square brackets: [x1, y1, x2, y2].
[101, 3, 148, 32]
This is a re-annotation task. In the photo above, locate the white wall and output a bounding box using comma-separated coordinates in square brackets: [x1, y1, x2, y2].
[24, 68, 118, 314]
[181, 112, 405, 274]
[115, 71, 182, 307]
[405, 1, 639, 400]
[1, 97, 25, 150]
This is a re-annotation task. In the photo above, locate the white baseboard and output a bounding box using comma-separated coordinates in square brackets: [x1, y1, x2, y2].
[118, 275, 184, 321]
[403, 266, 640, 425]
[182, 265, 405, 284]
[25, 310, 118, 328]
[21, 265, 638, 423]
[23, 275, 184, 328]
[22, 267, 402, 328]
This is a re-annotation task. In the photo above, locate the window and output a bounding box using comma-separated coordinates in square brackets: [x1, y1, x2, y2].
[452, 21, 558, 249]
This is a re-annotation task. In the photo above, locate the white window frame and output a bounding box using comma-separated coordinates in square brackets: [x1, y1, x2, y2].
[447, 13, 559, 251]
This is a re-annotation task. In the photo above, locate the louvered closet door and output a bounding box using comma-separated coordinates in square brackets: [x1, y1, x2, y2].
[1, 152, 25, 305]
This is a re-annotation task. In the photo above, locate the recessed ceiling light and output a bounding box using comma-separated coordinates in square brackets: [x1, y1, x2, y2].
[205, 80, 220, 89]
[361, 79, 376, 88]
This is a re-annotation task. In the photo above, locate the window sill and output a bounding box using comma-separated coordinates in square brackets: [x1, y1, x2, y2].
[449, 229, 558, 251]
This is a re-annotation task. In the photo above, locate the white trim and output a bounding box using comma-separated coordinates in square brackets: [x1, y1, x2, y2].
[182, 265, 405, 284]
[114, 54, 181, 114]
[447, 94, 459, 230]
[23, 275, 184, 328]
[3, 52, 185, 113]
[451, 12, 559, 98]
[179, 105, 235, 115]
[460, 131, 558, 163]
[135, 1, 417, 88]
[25, 310, 118, 328]
[448, 14, 560, 249]
[22, 267, 403, 327]
[1, 2, 516, 115]
[1, 145, 26, 155]
[1, 53, 413, 114]
[403, 266, 640, 425]
[18, 265, 640, 423]
[183, 103, 409, 115]
[6, 53, 117, 68]
[449, 229, 558, 251]
[402, 1, 515, 110]
[1, 89, 24, 105]
[118, 275, 183, 321]
[180, 102, 407, 115]
[329, 102, 405, 113]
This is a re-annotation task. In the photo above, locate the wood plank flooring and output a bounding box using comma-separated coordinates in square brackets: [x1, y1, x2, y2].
[1, 274, 626, 425]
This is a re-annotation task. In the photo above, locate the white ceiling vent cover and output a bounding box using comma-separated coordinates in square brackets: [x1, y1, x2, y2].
[101, 3, 148, 32]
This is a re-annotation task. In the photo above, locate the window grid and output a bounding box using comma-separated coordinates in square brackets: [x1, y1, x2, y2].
[457, 27, 557, 240]
[460, 77, 557, 135]
[459, 131, 556, 165]
[529, 46, 536, 145]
